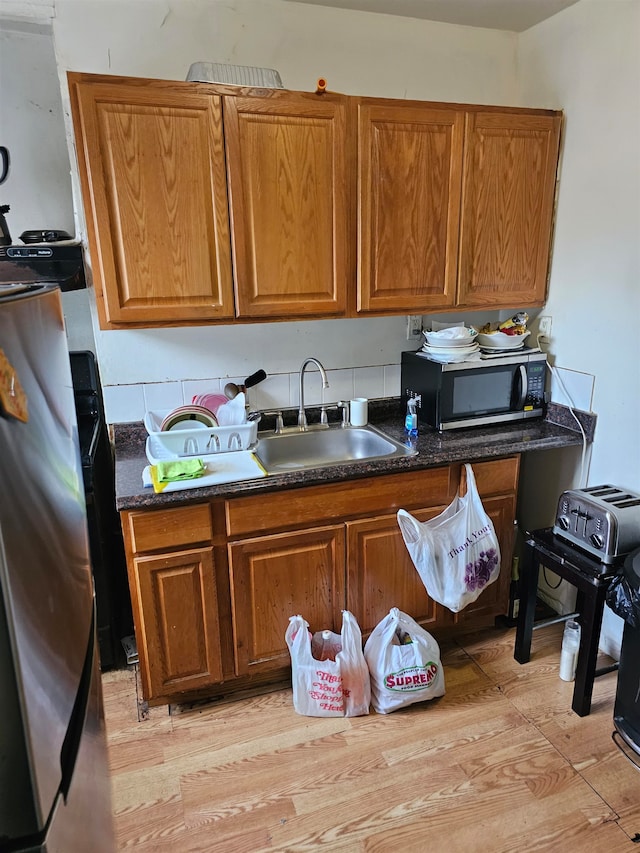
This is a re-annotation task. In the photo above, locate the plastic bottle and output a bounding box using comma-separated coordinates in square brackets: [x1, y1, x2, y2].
[559, 619, 581, 681]
[311, 630, 342, 661]
[405, 397, 418, 439]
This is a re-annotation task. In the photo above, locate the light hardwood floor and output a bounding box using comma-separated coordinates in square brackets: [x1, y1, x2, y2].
[102, 622, 640, 851]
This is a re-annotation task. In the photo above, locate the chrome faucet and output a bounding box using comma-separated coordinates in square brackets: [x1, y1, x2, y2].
[298, 357, 329, 430]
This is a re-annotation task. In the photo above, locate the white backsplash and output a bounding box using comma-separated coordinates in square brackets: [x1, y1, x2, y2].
[103, 363, 402, 424]
[549, 366, 595, 412]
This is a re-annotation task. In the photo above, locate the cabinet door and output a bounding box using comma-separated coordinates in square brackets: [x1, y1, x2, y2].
[357, 101, 464, 313]
[69, 75, 234, 327]
[229, 526, 345, 675]
[346, 508, 453, 637]
[453, 495, 516, 626]
[458, 111, 561, 308]
[224, 94, 350, 318]
[133, 547, 223, 700]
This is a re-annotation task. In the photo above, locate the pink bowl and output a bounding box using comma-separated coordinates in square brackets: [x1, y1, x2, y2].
[191, 393, 228, 415]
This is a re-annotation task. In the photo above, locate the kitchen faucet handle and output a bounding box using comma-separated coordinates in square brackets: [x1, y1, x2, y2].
[262, 409, 284, 434]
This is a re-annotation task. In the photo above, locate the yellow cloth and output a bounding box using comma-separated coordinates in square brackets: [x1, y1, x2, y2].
[149, 458, 206, 493]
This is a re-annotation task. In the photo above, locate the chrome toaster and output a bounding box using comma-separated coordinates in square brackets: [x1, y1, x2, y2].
[553, 485, 640, 564]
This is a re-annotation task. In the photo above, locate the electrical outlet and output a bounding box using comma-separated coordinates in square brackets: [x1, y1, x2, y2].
[406, 315, 423, 341]
[539, 315, 552, 338]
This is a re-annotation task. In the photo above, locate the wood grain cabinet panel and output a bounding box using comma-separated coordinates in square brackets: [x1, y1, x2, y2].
[133, 547, 223, 699]
[456, 457, 520, 498]
[357, 101, 464, 313]
[346, 508, 453, 637]
[225, 467, 453, 537]
[458, 111, 561, 308]
[224, 94, 350, 318]
[127, 503, 213, 553]
[229, 526, 345, 675]
[69, 74, 234, 328]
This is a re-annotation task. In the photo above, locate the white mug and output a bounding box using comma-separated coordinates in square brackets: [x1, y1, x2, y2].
[350, 397, 368, 426]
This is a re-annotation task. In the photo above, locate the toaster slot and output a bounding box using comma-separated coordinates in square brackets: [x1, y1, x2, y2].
[586, 486, 620, 496]
[614, 498, 640, 509]
[603, 494, 634, 503]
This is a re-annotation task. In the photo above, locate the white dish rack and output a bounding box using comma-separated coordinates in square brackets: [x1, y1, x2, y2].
[144, 409, 258, 461]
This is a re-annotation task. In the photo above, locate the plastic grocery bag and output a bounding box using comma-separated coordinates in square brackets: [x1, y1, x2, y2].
[397, 463, 501, 613]
[364, 608, 445, 714]
[606, 547, 640, 628]
[606, 575, 640, 628]
[285, 611, 370, 717]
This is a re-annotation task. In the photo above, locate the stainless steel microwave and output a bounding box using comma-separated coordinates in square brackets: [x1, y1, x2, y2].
[401, 349, 547, 432]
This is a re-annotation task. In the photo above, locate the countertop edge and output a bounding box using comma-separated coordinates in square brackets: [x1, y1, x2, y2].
[113, 403, 587, 512]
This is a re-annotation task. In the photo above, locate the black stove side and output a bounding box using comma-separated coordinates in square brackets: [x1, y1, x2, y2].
[70, 351, 131, 669]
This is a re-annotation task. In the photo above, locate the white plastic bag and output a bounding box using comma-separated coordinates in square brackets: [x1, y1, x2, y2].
[397, 463, 500, 613]
[364, 608, 445, 714]
[285, 611, 370, 717]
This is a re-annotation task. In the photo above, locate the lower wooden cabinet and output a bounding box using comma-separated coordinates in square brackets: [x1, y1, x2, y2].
[346, 508, 453, 635]
[121, 456, 519, 704]
[133, 547, 223, 699]
[229, 526, 345, 676]
[122, 503, 222, 703]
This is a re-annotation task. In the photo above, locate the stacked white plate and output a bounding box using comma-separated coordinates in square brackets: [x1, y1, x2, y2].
[420, 327, 479, 360]
[421, 342, 481, 362]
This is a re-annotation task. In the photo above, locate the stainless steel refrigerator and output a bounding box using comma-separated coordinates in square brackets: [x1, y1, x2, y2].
[0, 282, 115, 851]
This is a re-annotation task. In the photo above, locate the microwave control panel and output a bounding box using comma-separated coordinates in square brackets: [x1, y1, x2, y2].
[525, 361, 546, 408]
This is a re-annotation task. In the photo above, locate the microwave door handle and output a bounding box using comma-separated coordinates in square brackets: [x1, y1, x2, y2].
[515, 364, 528, 409]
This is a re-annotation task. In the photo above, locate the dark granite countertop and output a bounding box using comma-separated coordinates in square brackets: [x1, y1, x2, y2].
[113, 399, 591, 512]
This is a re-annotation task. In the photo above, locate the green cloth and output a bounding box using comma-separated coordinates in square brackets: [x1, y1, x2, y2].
[155, 458, 205, 483]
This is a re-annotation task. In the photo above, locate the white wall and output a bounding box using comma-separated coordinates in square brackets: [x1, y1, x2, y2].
[53, 0, 518, 102]
[46, 0, 520, 420]
[0, 19, 75, 239]
[517, 0, 640, 656]
[519, 0, 640, 490]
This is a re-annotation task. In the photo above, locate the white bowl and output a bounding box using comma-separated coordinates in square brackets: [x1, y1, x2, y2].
[477, 330, 530, 349]
[424, 328, 478, 347]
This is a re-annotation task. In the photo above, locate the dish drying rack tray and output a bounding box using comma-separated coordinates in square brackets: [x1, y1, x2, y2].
[144, 420, 258, 463]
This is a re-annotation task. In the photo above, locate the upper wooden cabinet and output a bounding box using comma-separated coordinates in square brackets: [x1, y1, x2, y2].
[357, 101, 561, 314]
[68, 74, 234, 328]
[458, 111, 562, 308]
[357, 101, 464, 313]
[224, 94, 350, 318]
[68, 73, 562, 328]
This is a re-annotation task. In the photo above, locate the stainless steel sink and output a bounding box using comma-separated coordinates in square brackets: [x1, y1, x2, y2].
[255, 423, 417, 474]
